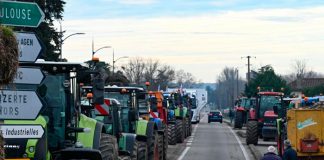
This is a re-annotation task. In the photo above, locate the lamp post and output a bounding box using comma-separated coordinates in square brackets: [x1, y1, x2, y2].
[91, 38, 111, 58]
[92, 46, 111, 57]
[59, 21, 85, 60]
[112, 49, 129, 74]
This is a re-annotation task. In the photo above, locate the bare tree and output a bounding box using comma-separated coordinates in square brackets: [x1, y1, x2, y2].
[144, 58, 160, 83]
[283, 59, 324, 83]
[293, 59, 307, 78]
[123, 57, 177, 90]
[215, 67, 245, 109]
[175, 69, 197, 88]
[124, 57, 146, 84]
[155, 65, 175, 90]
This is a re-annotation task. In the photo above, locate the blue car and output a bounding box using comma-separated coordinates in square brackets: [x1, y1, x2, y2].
[208, 110, 223, 123]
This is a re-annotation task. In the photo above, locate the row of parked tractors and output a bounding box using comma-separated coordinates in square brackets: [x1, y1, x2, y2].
[2, 58, 196, 160]
[233, 92, 324, 159]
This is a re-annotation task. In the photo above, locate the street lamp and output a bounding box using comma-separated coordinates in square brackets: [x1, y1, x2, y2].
[112, 49, 129, 74]
[92, 46, 111, 57]
[59, 21, 85, 60]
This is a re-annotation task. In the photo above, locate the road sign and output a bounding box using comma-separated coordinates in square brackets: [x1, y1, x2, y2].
[0, 90, 43, 120]
[14, 67, 44, 84]
[15, 32, 44, 62]
[0, 1, 45, 27]
[0, 125, 44, 138]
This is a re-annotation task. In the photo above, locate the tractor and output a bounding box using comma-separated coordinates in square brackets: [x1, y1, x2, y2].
[3, 60, 114, 159]
[102, 86, 163, 160]
[233, 97, 256, 129]
[147, 91, 168, 160]
[246, 92, 284, 145]
[164, 91, 191, 143]
[162, 92, 178, 145]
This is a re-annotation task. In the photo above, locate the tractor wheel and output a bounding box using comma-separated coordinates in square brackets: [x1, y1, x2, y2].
[158, 133, 163, 160]
[132, 140, 147, 160]
[246, 121, 259, 145]
[183, 118, 188, 138]
[234, 111, 243, 129]
[163, 128, 168, 160]
[147, 132, 159, 160]
[187, 118, 191, 137]
[167, 123, 177, 145]
[118, 155, 131, 160]
[99, 133, 118, 160]
[176, 119, 185, 143]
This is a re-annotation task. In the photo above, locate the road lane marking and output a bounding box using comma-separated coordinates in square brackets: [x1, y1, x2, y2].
[228, 126, 250, 160]
[177, 121, 199, 160]
[177, 147, 190, 160]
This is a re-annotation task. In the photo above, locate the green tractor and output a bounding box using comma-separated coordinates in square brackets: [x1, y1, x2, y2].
[2, 61, 115, 159]
[165, 92, 191, 143]
[82, 86, 163, 160]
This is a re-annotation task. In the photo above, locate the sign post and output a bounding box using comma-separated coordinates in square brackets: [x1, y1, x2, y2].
[0, 1, 45, 27]
[15, 32, 44, 62]
[14, 67, 44, 84]
[0, 90, 43, 120]
[0, 125, 44, 138]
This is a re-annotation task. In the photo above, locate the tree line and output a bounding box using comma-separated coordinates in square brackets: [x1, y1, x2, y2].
[213, 60, 324, 109]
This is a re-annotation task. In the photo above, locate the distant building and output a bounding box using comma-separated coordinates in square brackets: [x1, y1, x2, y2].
[289, 78, 324, 91]
[288, 78, 324, 96]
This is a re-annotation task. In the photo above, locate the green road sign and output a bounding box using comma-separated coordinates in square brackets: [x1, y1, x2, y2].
[0, 1, 45, 27]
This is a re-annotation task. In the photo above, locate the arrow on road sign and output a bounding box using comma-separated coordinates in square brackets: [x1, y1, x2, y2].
[0, 125, 44, 139]
[0, 1, 45, 27]
[0, 90, 43, 120]
[14, 67, 44, 85]
[15, 32, 44, 62]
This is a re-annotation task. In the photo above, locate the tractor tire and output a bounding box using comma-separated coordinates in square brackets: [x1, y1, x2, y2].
[183, 118, 188, 138]
[246, 121, 259, 145]
[147, 133, 159, 160]
[176, 119, 185, 143]
[118, 155, 131, 160]
[234, 111, 243, 129]
[167, 123, 177, 145]
[158, 133, 163, 160]
[99, 133, 118, 160]
[132, 140, 147, 160]
[163, 128, 168, 160]
[187, 118, 192, 136]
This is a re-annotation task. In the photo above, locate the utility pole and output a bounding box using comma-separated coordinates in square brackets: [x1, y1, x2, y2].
[236, 68, 239, 97]
[241, 56, 256, 83]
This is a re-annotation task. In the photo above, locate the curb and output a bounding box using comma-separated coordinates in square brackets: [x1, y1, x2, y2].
[248, 144, 262, 160]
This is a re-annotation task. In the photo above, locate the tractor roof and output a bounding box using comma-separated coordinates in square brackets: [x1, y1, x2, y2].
[258, 92, 284, 96]
[21, 60, 88, 73]
[104, 86, 145, 93]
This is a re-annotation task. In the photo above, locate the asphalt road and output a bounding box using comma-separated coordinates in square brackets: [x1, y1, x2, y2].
[176, 115, 252, 160]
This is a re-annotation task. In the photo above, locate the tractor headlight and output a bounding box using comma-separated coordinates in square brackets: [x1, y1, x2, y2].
[29, 146, 35, 153]
[23, 153, 28, 158]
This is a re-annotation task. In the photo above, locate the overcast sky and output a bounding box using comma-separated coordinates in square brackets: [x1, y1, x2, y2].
[59, 0, 324, 83]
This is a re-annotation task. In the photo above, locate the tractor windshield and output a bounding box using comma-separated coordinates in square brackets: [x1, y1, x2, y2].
[259, 95, 281, 117]
[104, 92, 130, 108]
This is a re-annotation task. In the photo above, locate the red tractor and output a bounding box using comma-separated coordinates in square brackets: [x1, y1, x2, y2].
[233, 97, 256, 129]
[246, 92, 284, 145]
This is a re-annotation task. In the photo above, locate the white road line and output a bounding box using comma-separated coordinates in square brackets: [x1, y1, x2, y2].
[228, 126, 250, 160]
[177, 121, 199, 160]
[177, 146, 190, 160]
